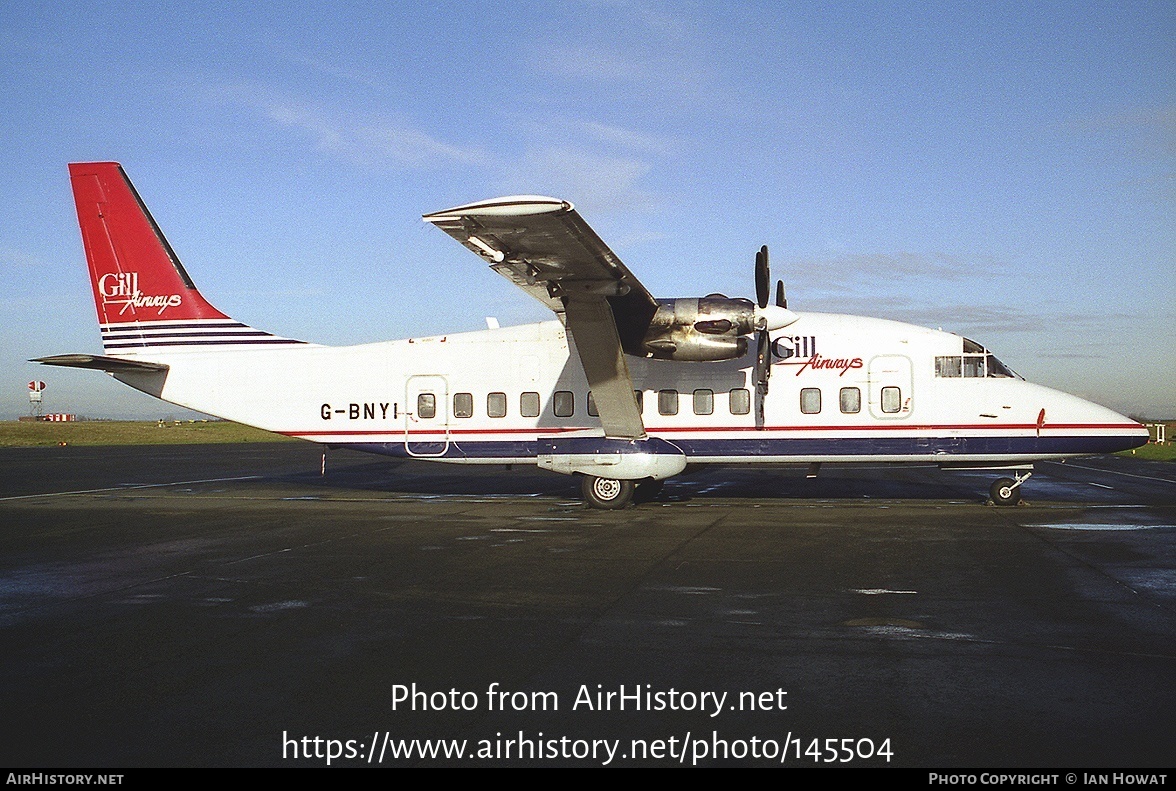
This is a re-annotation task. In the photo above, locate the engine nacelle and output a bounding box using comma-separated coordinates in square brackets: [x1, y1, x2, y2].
[640, 297, 755, 361]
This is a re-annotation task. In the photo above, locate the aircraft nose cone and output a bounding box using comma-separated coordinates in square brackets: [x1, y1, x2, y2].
[1034, 385, 1151, 454]
[1089, 405, 1150, 452]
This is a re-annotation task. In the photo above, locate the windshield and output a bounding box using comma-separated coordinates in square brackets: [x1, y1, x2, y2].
[985, 353, 1017, 378]
[934, 338, 1022, 379]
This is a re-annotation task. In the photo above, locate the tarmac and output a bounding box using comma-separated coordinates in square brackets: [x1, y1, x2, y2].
[1, 442, 1173, 767]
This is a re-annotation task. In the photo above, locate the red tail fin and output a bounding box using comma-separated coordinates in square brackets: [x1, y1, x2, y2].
[69, 163, 305, 353]
[69, 162, 228, 324]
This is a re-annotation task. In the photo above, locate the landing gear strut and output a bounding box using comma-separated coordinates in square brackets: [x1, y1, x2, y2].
[581, 475, 635, 509]
[990, 471, 1032, 506]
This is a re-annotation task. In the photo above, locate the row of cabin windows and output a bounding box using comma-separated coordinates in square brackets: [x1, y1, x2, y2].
[418, 385, 901, 419]
[799, 386, 900, 414]
[653, 388, 749, 416]
[430, 389, 752, 419]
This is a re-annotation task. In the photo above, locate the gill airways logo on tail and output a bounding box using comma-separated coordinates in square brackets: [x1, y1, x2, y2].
[98, 272, 182, 315]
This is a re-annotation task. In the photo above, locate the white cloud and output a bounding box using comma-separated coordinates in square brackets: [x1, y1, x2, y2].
[803, 296, 1117, 338]
[265, 101, 491, 169]
[493, 115, 678, 212]
[212, 78, 678, 216]
[1066, 105, 1176, 158]
[498, 147, 655, 213]
[0, 247, 49, 271]
[783, 251, 990, 296]
[577, 120, 679, 156]
[581, 0, 692, 39]
[544, 45, 644, 83]
[220, 85, 492, 170]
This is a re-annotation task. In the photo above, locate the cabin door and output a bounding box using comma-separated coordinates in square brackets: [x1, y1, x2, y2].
[867, 355, 913, 419]
[404, 375, 450, 457]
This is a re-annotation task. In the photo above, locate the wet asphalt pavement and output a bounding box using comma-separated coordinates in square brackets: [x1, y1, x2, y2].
[1, 443, 1173, 767]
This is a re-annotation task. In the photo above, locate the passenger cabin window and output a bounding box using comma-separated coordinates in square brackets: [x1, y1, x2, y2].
[587, 392, 598, 417]
[487, 392, 507, 418]
[553, 390, 574, 418]
[658, 389, 679, 416]
[693, 389, 714, 416]
[881, 386, 901, 414]
[417, 393, 436, 419]
[520, 391, 540, 418]
[800, 387, 821, 414]
[453, 392, 473, 418]
[634, 390, 644, 411]
[729, 388, 750, 415]
[840, 387, 861, 414]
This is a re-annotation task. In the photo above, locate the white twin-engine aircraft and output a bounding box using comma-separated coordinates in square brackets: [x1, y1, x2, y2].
[38, 162, 1148, 508]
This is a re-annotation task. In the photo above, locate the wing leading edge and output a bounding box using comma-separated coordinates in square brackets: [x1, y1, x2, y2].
[424, 197, 653, 440]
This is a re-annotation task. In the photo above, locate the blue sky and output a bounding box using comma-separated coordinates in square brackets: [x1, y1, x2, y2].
[2, 0, 1173, 419]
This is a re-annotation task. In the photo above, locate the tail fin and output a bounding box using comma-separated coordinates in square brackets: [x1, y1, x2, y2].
[69, 162, 305, 353]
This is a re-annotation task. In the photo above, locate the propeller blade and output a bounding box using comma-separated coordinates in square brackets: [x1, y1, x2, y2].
[755, 328, 772, 388]
[755, 245, 769, 309]
[775, 279, 786, 309]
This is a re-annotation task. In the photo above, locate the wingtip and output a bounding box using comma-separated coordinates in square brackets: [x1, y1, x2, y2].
[423, 195, 572, 221]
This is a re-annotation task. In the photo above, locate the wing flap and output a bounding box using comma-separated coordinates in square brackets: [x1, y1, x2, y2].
[563, 297, 646, 440]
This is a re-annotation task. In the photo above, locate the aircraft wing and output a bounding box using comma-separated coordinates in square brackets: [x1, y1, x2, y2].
[424, 196, 654, 440]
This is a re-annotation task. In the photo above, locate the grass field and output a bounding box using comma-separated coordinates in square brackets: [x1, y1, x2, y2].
[0, 420, 296, 447]
[1118, 442, 1176, 462]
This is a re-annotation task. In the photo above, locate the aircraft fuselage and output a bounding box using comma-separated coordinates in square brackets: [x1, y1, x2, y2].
[114, 313, 1145, 467]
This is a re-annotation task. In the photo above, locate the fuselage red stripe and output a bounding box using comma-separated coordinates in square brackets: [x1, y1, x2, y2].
[280, 422, 1142, 438]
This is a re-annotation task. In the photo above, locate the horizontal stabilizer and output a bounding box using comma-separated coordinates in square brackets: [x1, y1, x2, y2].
[32, 354, 170, 373]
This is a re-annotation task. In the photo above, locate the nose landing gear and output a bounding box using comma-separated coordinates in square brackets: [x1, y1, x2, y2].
[990, 471, 1032, 506]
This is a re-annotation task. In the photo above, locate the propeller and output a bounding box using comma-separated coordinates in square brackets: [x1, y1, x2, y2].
[752, 245, 787, 392]
[754, 246, 770, 309]
[754, 327, 771, 390]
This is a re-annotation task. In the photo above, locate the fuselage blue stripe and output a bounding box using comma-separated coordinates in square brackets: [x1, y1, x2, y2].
[335, 433, 1144, 461]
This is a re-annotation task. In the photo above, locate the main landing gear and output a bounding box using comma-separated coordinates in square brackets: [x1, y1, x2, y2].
[990, 471, 1032, 507]
[580, 475, 635, 509]
[580, 476, 665, 509]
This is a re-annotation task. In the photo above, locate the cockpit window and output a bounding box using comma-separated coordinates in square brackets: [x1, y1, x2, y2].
[936, 338, 1021, 379]
[986, 354, 1016, 378]
[935, 356, 962, 377]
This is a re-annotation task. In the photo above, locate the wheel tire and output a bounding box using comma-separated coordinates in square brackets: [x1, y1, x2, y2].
[990, 477, 1021, 507]
[581, 476, 635, 510]
[634, 479, 665, 504]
